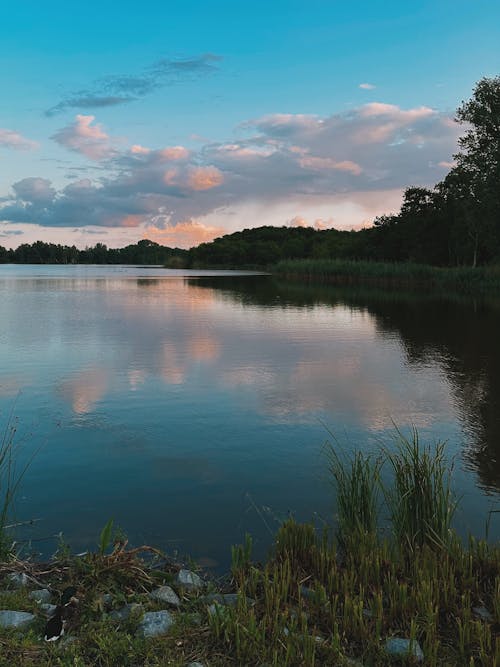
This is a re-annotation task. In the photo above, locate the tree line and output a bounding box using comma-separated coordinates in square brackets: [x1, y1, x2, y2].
[1, 76, 499, 269]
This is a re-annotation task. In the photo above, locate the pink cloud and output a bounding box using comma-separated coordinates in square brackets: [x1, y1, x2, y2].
[158, 146, 190, 161]
[131, 144, 151, 155]
[187, 166, 224, 190]
[299, 156, 362, 175]
[359, 83, 376, 90]
[144, 220, 225, 248]
[0, 128, 38, 151]
[52, 114, 115, 160]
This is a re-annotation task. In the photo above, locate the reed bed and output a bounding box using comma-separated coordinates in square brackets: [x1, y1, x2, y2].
[1, 431, 499, 665]
[275, 258, 500, 294]
[209, 434, 500, 665]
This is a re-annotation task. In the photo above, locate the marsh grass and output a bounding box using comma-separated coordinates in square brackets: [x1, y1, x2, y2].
[0, 412, 34, 559]
[326, 445, 381, 553]
[275, 258, 500, 294]
[1, 433, 499, 666]
[383, 428, 457, 553]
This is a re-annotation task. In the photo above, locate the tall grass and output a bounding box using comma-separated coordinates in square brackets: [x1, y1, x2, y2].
[0, 414, 20, 557]
[326, 446, 380, 552]
[383, 429, 457, 553]
[212, 432, 499, 665]
[275, 258, 500, 294]
[0, 410, 35, 559]
[327, 429, 457, 555]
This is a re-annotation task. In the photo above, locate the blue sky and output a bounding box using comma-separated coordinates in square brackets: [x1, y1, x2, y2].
[1, 0, 499, 248]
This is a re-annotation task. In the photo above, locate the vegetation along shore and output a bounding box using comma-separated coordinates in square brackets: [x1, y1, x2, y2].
[1, 76, 500, 297]
[1, 431, 499, 666]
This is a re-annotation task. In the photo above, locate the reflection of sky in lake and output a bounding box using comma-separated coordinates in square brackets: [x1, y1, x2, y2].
[0, 266, 497, 567]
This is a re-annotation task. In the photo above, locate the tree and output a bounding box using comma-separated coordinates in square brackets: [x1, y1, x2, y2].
[451, 76, 500, 265]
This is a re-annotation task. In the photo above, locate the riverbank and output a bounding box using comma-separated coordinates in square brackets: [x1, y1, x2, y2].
[1, 436, 499, 666]
[274, 258, 500, 294]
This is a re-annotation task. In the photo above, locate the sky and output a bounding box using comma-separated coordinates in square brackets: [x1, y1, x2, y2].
[1, 0, 499, 249]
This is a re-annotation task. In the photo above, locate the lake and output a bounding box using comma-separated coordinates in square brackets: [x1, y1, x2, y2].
[1, 264, 499, 567]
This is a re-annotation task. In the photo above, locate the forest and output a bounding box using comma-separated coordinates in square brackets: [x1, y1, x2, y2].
[1, 76, 499, 269]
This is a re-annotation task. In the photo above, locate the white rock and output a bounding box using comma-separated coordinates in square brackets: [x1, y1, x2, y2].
[40, 603, 58, 617]
[384, 638, 424, 662]
[176, 569, 203, 591]
[0, 610, 36, 630]
[29, 588, 51, 604]
[149, 585, 181, 607]
[6, 573, 29, 588]
[110, 602, 143, 621]
[137, 610, 174, 638]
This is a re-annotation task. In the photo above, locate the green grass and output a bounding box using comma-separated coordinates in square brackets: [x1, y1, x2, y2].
[1, 433, 499, 665]
[274, 258, 500, 294]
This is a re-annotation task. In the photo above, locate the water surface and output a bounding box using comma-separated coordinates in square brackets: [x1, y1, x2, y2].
[1, 265, 499, 566]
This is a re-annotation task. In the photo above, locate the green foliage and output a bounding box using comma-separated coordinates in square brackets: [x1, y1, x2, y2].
[0, 238, 189, 265]
[382, 429, 457, 553]
[231, 532, 253, 578]
[98, 518, 114, 556]
[0, 411, 36, 559]
[326, 445, 380, 552]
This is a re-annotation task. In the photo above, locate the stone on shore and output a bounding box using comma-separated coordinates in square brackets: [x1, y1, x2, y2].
[187, 663, 206, 667]
[0, 610, 36, 630]
[137, 610, 173, 638]
[39, 603, 58, 617]
[176, 569, 203, 591]
[384, 637, 424, 662]
[202, 593, 255, 607]
[149, 585, 181, 607]
[110, 602, 143, 621]
[473, 606, 493, 622]
[6, 573, 29, 588]
[29, 588, 51, 604]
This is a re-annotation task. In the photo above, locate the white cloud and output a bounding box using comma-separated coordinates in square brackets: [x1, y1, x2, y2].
[0, 128, 38, 151]
[359, 82, 376, 90]
[51, 114, 116, 160]
[1, 102, 461, 239]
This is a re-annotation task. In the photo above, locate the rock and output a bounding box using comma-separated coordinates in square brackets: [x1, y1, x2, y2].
[187, 663, 205, 667]
[29, 588, 51, 604]
[137, 610, 173, 638]
[149, 585, 181, 607]
[384, 638, 424, 662]
[39, 603, 58, 617]
[176, 569, 203, 591]
[110, 602, 143, 621]
[187, 612, 202, 626]
[6, 573, 29, 588]
[342, 659, 364, 667]
[0, 610, 36, 630]
[207, 603, 232, 621]
[473, 606, 493, 622]
[202, 593, 255, 607]
[100, 593, 113, 609]
[299, 585, 317, 601]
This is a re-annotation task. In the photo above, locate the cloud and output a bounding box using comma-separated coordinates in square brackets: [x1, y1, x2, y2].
[51, 115, 116, 160]
[187, 166, 224, 190]
[1, 102, 461, 236]
[0, 128, 38, 151]
[46, 53, 222, 116]
[359, 83, 376, 90]
[143, 221, 225, 247]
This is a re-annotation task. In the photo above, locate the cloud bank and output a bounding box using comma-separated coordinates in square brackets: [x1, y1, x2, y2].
[1, 101, 461, 246]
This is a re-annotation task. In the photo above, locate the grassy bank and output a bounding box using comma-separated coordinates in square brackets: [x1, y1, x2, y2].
[274, 258, 500, 294]
[1, 433, 499, 665]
